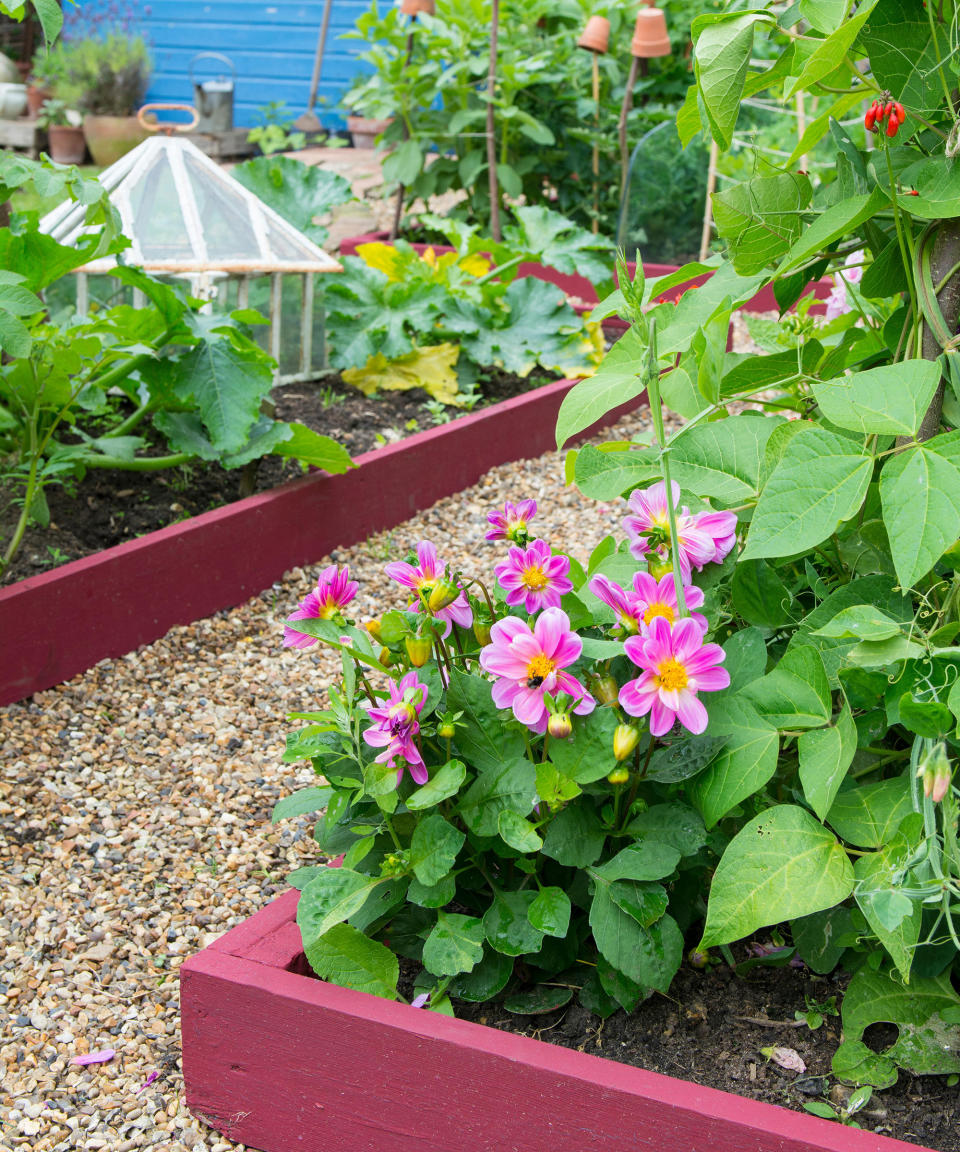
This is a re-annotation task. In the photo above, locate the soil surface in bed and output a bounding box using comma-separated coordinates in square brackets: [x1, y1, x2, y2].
[437, 954, 958, 1151]
[0, 367, 558, 587]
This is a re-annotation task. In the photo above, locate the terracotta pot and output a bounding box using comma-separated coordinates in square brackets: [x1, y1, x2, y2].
[577, 15, 610, 54]
[82, 114, 148, 167]
[631, 6, 671, 58]
[346, 115, 394, 149]
[26, 82, 50, 117]
[47, 124, 87, 165]
[400, 0, 435, 13]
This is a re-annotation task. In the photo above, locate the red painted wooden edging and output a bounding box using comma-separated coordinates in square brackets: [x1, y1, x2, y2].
[0, 376, 637, 707]
[180, 889, 933, 1152]
[339, 232, 833, 315]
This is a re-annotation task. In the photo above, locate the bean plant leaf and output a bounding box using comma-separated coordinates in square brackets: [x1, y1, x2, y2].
[831, 1039, 899, 1089]
[712, 173, 812, 274]
[742, 426, 871, 561]
[813, 360, 940, 438]
[688, 696, 779, 828]
[826, 776, 913, 848]
[692, 12, 773, 149]
[741, 644, 831, 729]
[839, 967, 960, 1075]
[699, 805, 855, 948]
[880, 446, 960, 590]
[556, 327, 647, 449]
[785, 0, 878, 97]
[303, 922, 398, 998]
[861, 0, 943, 115]
[668, 412, 783, 501]
[854, 818, 924, 982]
[798, 702, 857, 821]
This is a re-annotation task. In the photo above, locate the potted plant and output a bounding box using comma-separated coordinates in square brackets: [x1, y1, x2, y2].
[37, 98, 85, 164]
[25, 47, 61, 117]
[51, 30, 151, 165]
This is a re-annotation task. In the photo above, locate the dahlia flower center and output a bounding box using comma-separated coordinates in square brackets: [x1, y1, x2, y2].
[521, 565, 549, 591]
[526, 654, 556, 684]
[317, 595, 339, 619]
[643, 602, 675, 626]
[656, 658, 688, 693]
[388, 701, 417, 726]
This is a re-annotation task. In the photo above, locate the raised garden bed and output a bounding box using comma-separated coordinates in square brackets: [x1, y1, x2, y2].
[0, 375, 638, 708]
[180, 888, 938, 1152]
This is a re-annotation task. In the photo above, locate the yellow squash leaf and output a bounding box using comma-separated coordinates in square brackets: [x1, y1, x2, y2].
[343, 343, 462, 405]
[356, 242, 403, 280]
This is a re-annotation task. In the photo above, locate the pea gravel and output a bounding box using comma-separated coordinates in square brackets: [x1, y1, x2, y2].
[1, 405, 674, 1152]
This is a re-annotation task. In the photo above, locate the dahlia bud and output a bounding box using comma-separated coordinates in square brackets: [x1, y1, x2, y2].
[590, 674, 619, 706]
[548, 711, 573, 740]
[647, 554, 673, 581]
[378, 646, 394, 667]
[438, 721, 456, 739]
[607, 767, 630, 785]
[688, 947, 711, 970]
[405, 634, 433, 667]
[473, 619, 492, 647]
[365, 617, 382, 641]
[428, 578, 460, 613]
[613, 723, 641, 762]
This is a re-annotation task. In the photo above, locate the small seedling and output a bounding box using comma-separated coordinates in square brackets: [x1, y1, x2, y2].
[795, 994, 838, 1031]
[803, 1086, 872, 1127]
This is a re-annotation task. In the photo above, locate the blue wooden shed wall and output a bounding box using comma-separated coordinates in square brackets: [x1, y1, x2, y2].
[138, 1, 374, 130]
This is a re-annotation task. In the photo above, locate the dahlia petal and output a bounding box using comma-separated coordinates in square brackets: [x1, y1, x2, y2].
[675, 691, 708, 734]
[416, 541, 439, 577]
[689, 667, 731, 692]
[491, 677, 521, 710]
[384, 561, 418, 588]
[649, 697, 677, 737]
[684, 642, 726, 672]
[513, 686, 547, 727]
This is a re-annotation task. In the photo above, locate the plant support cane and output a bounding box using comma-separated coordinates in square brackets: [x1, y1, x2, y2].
[486, 0, 502, 242]
[389, 0, 434, 240]
[620, 4, 671, 208]
[577, 17, 609, 235]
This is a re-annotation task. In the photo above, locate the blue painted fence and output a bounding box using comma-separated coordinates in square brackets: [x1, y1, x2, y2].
[138, 1, 374, 129]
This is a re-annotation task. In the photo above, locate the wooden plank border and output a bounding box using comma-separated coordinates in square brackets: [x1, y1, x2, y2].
[0, 375, 639, 706]
[180, 890, 932, 1152]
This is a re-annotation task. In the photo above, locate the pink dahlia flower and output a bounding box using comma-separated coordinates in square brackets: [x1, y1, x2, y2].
[479, 607, 594, 733]
[384, 541, 472, 633]
[623, 481, 738, 581]
[631, 571, 708, 635]
[485, 498, 537, 545]
[283, 564, 359, 648]
[494, 539, 573, 615]
[620, 616, 729, 737]
[362, 671, 429, 785]
[588, 573, 643, 635]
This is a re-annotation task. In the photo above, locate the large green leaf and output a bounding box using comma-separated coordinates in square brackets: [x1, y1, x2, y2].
[813, 360, 940, 437]
[861, 0, 942, 116]
[880, 446, 960, 589]
[458, 758, 537, 837]
[826, 776, 912, 848]
[406, 760, 467, 811]
[528, 887, 572, 938]
[233, 156, 353, 244]
[555, 327, 647, 449]
[853, 816, 923, 982]
[798, 703, 856, 821]
[692, 12, 773, 148]
[897, 158, 960, 221]
[165, 336, 274, 455]
[482, 890, 543, 957]
[785, 0, 877, 97]
[713, 173, 812, 275]
[688, 696, 779, 828]
[541, 802, 607, 867]
[668, 413, 782, 501]
[779, 190, 887, 275]
[741, 644, 831, 729]
[742, 426, 871, 561]
[447, 667, 526, 771]
[839, 967, 960, 1076]
[274, 423, 353, 473]
[700, 805, 855, 948]
[303, 922, 398, 998]
[409, 813, 465, 886]
[589, 885, 683, 994]
[422, 912, 485, 977]
[549, 706, 621, 784]
[573, 444, 660, 501]
[505, 205, 614, 284]
[297, 868, 384, 942]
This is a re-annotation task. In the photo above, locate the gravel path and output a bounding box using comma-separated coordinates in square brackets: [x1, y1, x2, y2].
[2, 406, 660, 1151]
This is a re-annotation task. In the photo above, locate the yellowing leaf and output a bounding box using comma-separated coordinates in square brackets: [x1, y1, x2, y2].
[460, 252, 491, 277]
[343, 343, 462, 405]
[356, 242, 403, 280]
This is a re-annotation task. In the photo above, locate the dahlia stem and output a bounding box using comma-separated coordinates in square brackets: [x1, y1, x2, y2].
[645, 323, 688, 617]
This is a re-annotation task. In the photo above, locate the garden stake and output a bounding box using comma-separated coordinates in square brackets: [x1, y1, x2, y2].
[389, 19, 419, 241]
[699, 139, 719, 261]
[486, 0, 501, 241]
[577, 17, 609, 234]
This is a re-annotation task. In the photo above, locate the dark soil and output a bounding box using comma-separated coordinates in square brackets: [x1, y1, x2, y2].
[443, 957, 958, 1151]
[0, 367, 558, 587]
